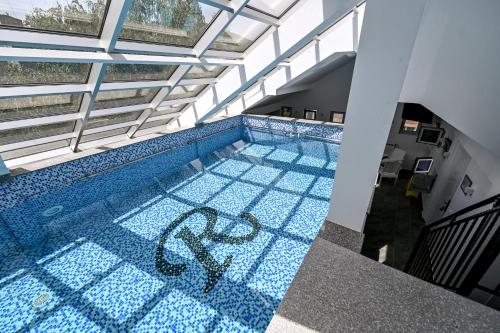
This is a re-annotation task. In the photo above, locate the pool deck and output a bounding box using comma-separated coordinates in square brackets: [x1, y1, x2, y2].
[266, 232, 500, 332]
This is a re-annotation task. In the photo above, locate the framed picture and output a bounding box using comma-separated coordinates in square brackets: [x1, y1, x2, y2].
[460, 174, 473, 196]
[330, 111, 345, 124]
[281, 106, 293, 117]
[304, 109, 317, 120]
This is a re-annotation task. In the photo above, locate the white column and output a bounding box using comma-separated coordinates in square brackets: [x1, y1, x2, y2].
[326, 0, 428, 232]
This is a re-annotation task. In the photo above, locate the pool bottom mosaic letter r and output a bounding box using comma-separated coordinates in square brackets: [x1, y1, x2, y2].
[156, 207, 261, 293]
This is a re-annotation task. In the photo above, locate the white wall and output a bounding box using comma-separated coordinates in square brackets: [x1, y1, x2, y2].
[326, 0, 428, 232]
[245, 59, 355, 121]
[400, 0, 500, 158]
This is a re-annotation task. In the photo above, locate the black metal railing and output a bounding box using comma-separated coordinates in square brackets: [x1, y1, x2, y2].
[404, 194, 500, 297]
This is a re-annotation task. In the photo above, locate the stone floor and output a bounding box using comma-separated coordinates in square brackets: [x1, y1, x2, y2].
[361, 171, 425, 271]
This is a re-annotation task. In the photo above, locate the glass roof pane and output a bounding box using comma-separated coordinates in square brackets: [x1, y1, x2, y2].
[103, 64, 178, 82]
[81, 127, 129, 143]
[152, 103, 186, 117]
[86, 111, 142, 129]
[247, 0, 298, 17]
[210, 15, 269, 52]
[0, 139, 70, 161]
[139, 119, 170, 131]
[0, 121, 75, 146]
[120, 0, 219, 47]
[92, 88, 159, 110]
[0, 62, 91, 85]
[165, 85, 206, 101]
[0, 0, 107, 36]
[0, 94, 83, 122]
[184, 65, 226, 79]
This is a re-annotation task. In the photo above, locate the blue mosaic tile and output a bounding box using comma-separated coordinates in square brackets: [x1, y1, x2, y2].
[83, 264, 164, 324]
[248, 237, 310, 300]
[207, 181, 264, 216]
[133, 289, 217, 333]
[275, 171, 316, 193]
[210, 158, 253, 178]
[250, 190, 301, 229]
[285, 197, 330, 241]
[0, 274, 60, 333]
[43, 242, 121, 291]
[31, 305, 103, 333]
[0, 116, 342, 332]
[310, 176, 335, 199]
[240, 164, 282, 185]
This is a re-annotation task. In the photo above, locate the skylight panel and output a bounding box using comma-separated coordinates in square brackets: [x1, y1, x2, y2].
[0, 0, 108, 36]
[86, 111, 142, 129]
[165, 85, 206, 100]
[0, 121, 75, 146]
[80, 127, 129, 144]
[0, 62, 91, 85]
[210, 15, 269, 52]
[119, 0, 220, 47]
[0, 140, 71, 161]
[103, 64, 178, 82]
[184, 65, 226, 79]
[92, 88, 159, 110]
[152, 103, 186, 117]
[247, 0, 298, 18]
[0, 94, 83, 122]
[139, 119, 170, 131]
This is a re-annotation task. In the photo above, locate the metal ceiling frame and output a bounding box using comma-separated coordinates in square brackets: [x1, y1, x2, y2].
[0, 0, 345, 166]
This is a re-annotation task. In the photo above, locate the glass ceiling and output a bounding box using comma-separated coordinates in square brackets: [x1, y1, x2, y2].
[119, 0, 219, 47]
[0, 0, 302, 166]
[210, 15, 270, 52]
[248, 0, 298, 18]
[0, 0, 108, 36]
[0, 62, 91, 85]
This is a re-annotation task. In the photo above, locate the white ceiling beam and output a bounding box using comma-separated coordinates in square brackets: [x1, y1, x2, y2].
[127, 0, 250, 137]
[70, 0, 132, 152]
[240, 7, 281, 26]
[0, 133, 74, 153]
[114, 40, 195, 57]
[99, 0, 134, 52]
[0, 78, 216, 100]
[178, 78, 217, 86]
[69, 64, 108, 152]
[0, 28, 102, 51]
[0, 84, 89, 99]
[89, 104, 150, 118]
[82, 120, 138, 136]
[0, 114, 80, 131]
[0, 47, 243, 66]
[198, 0, 234, 12]
[159, 97, 198, 108]
[100, 80, 170, 92]
[146, 112, 183, 122]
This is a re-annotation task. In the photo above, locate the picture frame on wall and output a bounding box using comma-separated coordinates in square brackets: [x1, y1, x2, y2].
[304, 109, 317, 120]
[460, 174, 473, 196]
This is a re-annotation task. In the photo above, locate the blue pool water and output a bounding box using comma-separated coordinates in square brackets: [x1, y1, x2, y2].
[0, 128, 339, 332]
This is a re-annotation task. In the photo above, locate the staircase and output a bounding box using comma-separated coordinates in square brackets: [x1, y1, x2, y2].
[405, 194, 500, 306]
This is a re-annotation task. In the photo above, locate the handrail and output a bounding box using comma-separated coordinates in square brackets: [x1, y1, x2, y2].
[426, 194, 500, 228]
[404, 194, 500, 301]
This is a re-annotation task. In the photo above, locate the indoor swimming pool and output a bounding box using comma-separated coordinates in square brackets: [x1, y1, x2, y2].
[0, 125, 340, 332]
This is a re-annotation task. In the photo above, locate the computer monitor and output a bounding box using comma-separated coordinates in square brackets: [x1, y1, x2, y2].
[414, 157, 433, 174]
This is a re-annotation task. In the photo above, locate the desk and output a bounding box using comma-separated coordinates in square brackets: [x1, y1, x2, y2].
[410, 174, 437, 193]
